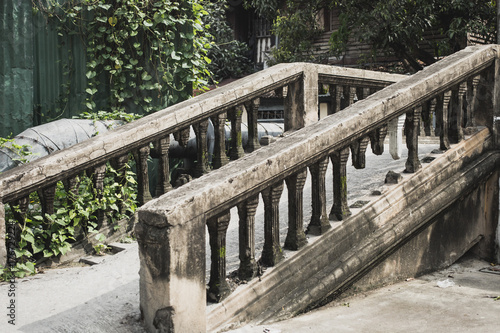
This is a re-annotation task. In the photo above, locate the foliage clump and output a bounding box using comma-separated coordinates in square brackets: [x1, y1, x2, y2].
[204, 0, 253, 84]
[32, 0, 213, 113]
[246, 0, 497, 72]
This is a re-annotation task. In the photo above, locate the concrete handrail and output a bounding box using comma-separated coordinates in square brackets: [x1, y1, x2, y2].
[0, 57, 406, 269]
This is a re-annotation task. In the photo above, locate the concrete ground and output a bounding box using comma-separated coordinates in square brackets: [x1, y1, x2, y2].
[0, 142, 499, 333]
[227, 254, 500, 333]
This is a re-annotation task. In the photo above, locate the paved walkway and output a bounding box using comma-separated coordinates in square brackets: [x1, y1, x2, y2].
[227, 255, 500, 333]
[0, 142, 498, 332]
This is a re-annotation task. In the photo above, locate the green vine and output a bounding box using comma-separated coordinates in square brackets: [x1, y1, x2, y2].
[0, 137, 35, 166]
[2, 161, 138, 280]
[32, 0, 213, 114]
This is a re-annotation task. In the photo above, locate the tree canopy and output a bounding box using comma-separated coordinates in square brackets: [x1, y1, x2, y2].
[247, 0, 497, 72]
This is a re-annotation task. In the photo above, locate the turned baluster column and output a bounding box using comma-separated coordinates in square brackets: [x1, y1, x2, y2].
[388, 114, 406, 160]
[206, 210, 231, 302]
[244, 98, 261, 153]
[330, 147, 351, 221]
[152, 137, 172, 196]
[237, 195, 259, 280]
[229, 106, 245, 160]
[450, 82, 466, 143]
[260, 181, 284, 267]
[350, 136, 370, 169]
[361, 87, 371, 100]
[404, 106, 422, 173]
[91, 163, 107, 227]
[465, 76, 479, 132]
[369, 125, 388, 155]
[110, 155, 130, 213]
[327, 84, 336, 115]
[307, 157, 331, 235]
[38, 184, 56, 217]
[38, 184, 57, 247]
[421, 99, 436, 136]
[63, 175, 80, 201]
[11, 197, 29, 243]
[336, 85, 345, 112]
[193, 119, 210, 177]
[174, 127, 191, 147]
[211, 112, 229, 169]
[436, 91, 452, 151]
[134, 145, 153, 205]
[285, 169, 308, 249]
[348, 86, 358, 105]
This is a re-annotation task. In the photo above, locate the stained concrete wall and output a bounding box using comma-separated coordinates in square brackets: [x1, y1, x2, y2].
[352, 169, 499, 292]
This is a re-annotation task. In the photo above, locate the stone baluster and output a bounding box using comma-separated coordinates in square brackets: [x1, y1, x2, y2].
[361, 87, 371, 100]
[307, 157, 331, 235]
[133, 145, 153, 205]
[404, 106, 422, 173]
[369, 125, 388, 155]
[244, 98, 261, 153]
[350, 136, 370, 169]
[211, 112, 229, 169]
[421, 99, 436, 136]
[450, 82, 466, 143]
[206, 210, 231, 303]
[465, 76, 479, 132]
[152, 137, 172, 196]
[327, 84, 336, 115]
[347, 86, 357, 106]
[174, 127, 191, 147]
[63, 175, 80, 201]
[11, 197, 28, 244]
[38, 184, 56, 217]
[193, 119, 210, 177]
[229, 105, 245, 160]
[388, 114, 406, 159]
[436, 91, 452, 151]
[284, 169, 308, 250]
[336, 85, 345, 112]
[260, 181, 284, 267]
[110, 154, 130, 213]
[91, 163, 107, 227]
[330, 147, 351, 221]
[237, 195, 259, 280]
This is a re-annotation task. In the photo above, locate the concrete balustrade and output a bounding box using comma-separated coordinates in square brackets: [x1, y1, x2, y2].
[2, 44, 500, 333]
[135, 45, 500, 332]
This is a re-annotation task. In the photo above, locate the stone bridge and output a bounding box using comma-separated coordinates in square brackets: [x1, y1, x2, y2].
[1, 45, 499, 333]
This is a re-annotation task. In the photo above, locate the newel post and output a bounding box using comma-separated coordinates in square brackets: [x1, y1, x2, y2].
[136, 207, 206, 333]
[284, 65, 318, 131]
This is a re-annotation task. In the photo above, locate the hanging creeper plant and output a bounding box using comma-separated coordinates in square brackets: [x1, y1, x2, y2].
[32, 0, 213, 114]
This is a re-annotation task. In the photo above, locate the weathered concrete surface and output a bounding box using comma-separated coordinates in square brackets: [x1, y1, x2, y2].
[0, 140, 497, 333]
[136, 212, 206, 333]
[226, 254, 500, 333]
[207, 129, 499, 331]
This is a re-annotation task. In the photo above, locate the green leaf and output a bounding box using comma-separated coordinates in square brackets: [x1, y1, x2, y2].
[141, 71, 152, 81]
[171, 51, 181, 60]
[143, 19, 153, 27]
[21, 232, 35, 244]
